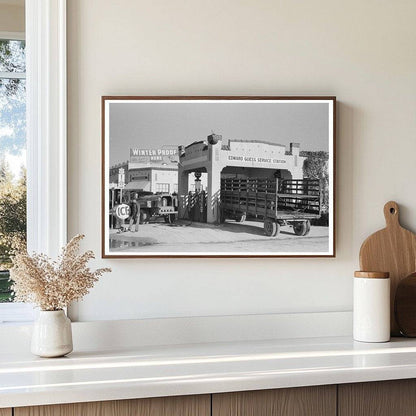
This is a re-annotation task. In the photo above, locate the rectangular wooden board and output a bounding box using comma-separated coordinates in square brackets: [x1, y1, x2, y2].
[212, 386, 336, 416]
[338, 379, 416, 416]
[15, 395, 210, 416]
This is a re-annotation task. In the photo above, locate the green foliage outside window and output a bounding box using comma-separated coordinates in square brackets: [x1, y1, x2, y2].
[0, 39, 26, 302]
[0, 162, 26, 302]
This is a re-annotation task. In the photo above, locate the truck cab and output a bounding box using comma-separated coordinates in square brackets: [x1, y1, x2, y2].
[137, 193, 178, 224]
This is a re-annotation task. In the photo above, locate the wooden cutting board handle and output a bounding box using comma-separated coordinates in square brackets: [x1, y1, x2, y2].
[359, 201, 416, 336]
[383, 201, 400, 229]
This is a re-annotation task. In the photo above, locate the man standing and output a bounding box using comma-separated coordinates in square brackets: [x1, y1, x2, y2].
[129, 193, 140, 232]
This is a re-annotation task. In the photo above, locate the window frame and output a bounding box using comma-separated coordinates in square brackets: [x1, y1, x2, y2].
[0, 31, 24, 41]
[0, 0, 67, 323]
[26, 0, 67, 258]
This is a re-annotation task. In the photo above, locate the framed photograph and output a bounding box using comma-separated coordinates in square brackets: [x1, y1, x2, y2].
[102, 96, 336, 258]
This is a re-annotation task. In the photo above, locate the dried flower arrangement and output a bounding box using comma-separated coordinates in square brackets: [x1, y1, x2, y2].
[10, 234, 111, 311]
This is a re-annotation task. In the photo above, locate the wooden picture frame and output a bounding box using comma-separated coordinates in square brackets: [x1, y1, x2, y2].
[102, 96, 336, 258]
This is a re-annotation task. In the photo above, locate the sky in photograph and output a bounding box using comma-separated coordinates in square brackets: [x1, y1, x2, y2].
[109, 101, 330, 165]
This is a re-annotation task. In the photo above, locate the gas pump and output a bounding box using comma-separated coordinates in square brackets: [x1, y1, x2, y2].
[194, 172, 202, 192]
[192, 172, 206, 222]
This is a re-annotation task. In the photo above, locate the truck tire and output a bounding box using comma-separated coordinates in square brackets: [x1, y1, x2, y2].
[303, 220, 311, 236]
[264, 219, 280, 237]
[140, 209, 149, 224]
[219, 209, 226, 223]
[293, 220, 311, 236]
[235, 213, 246, 223]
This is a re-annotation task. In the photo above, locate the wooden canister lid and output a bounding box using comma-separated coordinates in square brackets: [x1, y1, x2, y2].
[354, 271, 390, 279]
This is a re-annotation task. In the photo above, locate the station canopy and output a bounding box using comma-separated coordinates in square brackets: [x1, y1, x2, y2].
[124, 180, 149, 190]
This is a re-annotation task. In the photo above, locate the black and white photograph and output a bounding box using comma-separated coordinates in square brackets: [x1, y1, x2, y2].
[102, 97, 335, 257]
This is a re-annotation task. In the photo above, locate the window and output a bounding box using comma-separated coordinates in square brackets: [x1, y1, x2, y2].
[156, 183, 170, 193]
[0, 0, 68, 323]
[0, 36, 26, 305]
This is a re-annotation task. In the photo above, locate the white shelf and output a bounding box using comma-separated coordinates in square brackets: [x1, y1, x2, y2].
[2, 335, 416, 408]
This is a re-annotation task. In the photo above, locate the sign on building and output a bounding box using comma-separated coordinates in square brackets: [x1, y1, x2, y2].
[130, 148, 179, 164]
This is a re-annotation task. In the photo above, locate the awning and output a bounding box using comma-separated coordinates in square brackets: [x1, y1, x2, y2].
[124, 180, 149, 190]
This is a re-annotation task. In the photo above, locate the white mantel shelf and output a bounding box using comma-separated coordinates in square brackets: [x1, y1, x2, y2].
[2, 336, 416, 408]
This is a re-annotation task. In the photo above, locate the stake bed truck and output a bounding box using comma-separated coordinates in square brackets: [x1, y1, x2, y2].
[220, 178, 321, 237]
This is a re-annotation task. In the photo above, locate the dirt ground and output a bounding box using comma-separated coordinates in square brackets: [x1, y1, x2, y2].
[109, 219, 330, 254]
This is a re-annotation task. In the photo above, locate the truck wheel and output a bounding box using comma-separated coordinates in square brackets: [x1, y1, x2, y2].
[303, 220, 311, 236]
[140, 209, 149, 224]
[293, 220, 311, 236]
[236, 213, 246, 223]
[220, 209, 226, 223]
[264, 219, 280, 237]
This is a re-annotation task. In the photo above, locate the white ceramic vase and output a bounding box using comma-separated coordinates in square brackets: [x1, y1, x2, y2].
[31, 310, 73, 358]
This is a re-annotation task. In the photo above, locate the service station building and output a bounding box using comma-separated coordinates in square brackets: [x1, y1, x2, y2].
[178, 134, 306, 223]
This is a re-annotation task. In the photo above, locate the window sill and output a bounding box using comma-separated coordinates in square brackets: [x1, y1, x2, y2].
[0, 303, 35, 324]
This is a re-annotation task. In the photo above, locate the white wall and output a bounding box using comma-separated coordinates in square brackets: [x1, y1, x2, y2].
[67, 0, 416, 321]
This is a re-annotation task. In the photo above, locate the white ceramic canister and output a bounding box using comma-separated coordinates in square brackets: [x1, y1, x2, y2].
[353, 271, 390, 342]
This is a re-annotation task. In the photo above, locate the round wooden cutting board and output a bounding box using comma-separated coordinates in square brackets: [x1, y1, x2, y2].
[359, 201, 416, 336]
